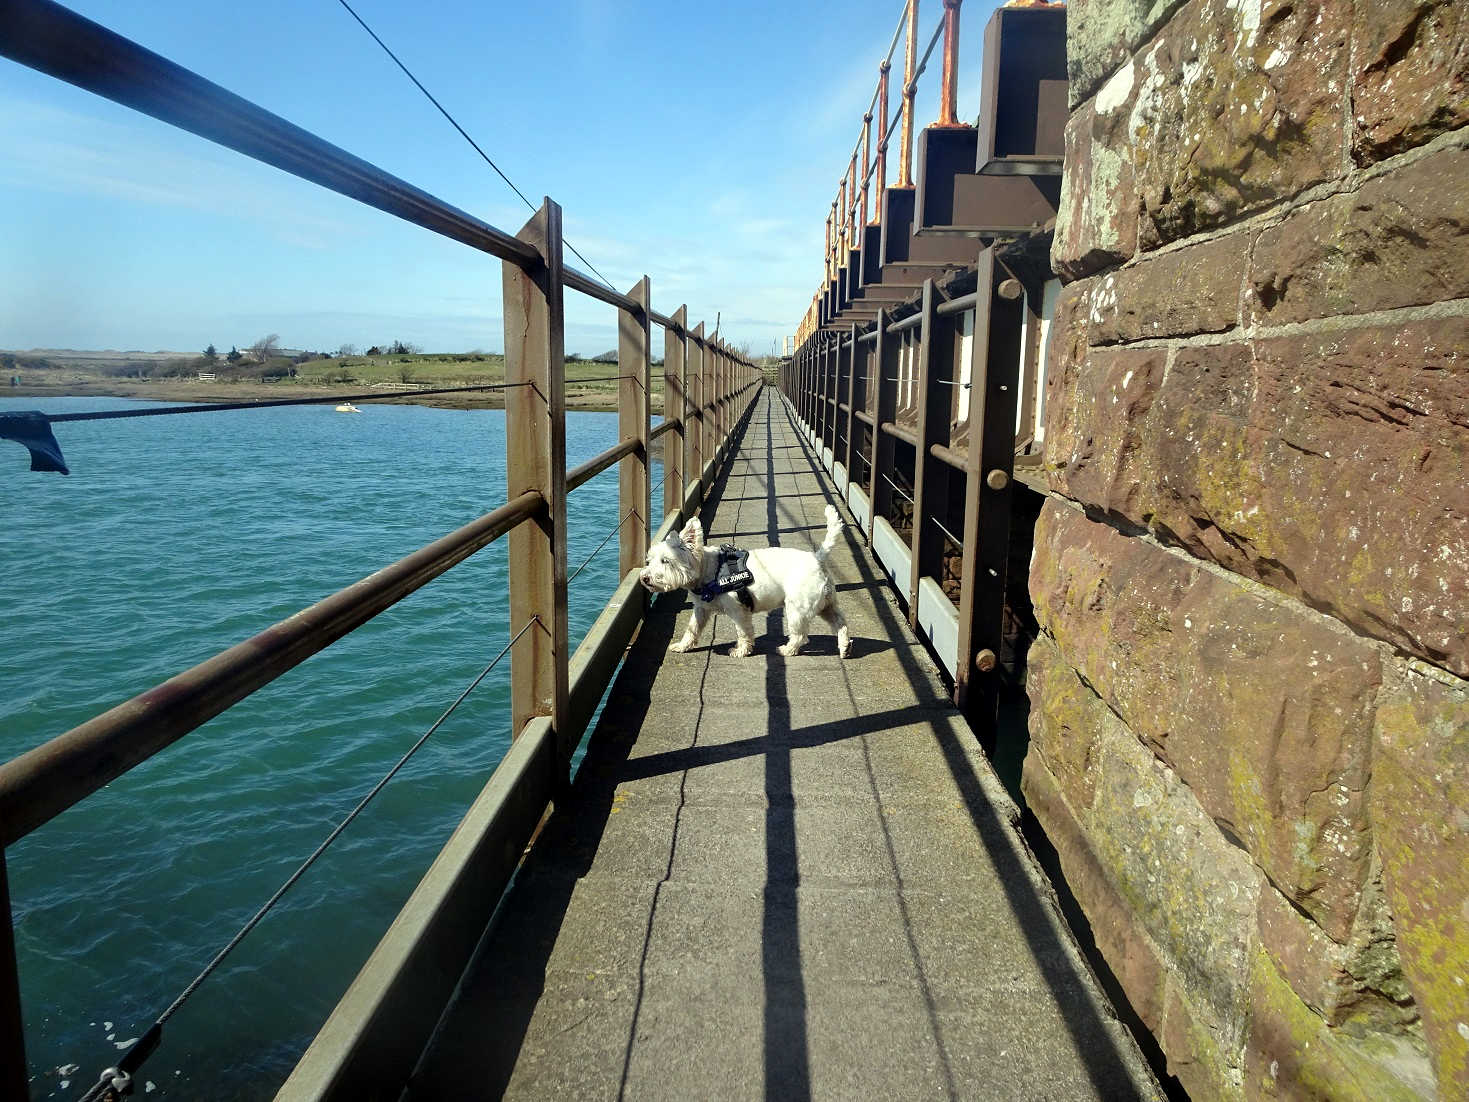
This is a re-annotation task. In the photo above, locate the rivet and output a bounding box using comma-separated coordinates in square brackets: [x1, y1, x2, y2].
[997, 278, 1023, 300]
[985, 469, 1009, 490]
[975, 649, 997, 672]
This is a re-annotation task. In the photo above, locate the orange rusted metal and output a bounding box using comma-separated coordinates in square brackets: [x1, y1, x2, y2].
[860, 112, 872, 227]
[838, 175, 848, 251]
[897, 0, 918, 187]
[935, 0, 966, 127]
[827, 209, 836, 279]
[874, 60, 890, 219]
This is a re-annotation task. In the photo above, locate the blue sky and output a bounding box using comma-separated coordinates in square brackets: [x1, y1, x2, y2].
[1, 0, 1003, 357]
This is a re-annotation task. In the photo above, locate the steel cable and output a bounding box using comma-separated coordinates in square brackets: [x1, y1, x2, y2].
[567, 469, 667, 586]
[334, 0, 617, 292]
[44, 381, 528, 423]
[77, 615, 540, 1102]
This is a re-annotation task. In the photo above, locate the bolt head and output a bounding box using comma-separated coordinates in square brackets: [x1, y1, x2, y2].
[975, 648, 997, 673]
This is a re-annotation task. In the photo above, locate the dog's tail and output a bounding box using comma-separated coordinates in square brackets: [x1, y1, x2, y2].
[814, 504, 843, 561]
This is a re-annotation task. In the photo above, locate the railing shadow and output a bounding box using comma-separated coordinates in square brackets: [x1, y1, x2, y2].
[406, 400, 764, 1098]
[775, 392, 1151, 1099]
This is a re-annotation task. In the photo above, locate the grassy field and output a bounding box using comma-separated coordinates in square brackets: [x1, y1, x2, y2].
[4, 351, 671, 412]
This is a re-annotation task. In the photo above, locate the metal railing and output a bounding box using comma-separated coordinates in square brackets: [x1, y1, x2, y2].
[780, 0, 1065, 754]
[0, 1, 762, 1096]
[799, 0, 958, 347]
[781, 262, 1028, 734]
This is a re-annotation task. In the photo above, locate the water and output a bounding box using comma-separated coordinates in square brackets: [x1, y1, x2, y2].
[1, 397, 651, 1098]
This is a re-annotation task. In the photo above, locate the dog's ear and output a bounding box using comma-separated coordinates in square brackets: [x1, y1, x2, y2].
[678, 516, 704, 551]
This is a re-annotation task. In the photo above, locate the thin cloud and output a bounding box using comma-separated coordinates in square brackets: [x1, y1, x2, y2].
[0, 94, 361, 249]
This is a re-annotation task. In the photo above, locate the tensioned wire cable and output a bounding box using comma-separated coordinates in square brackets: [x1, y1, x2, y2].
[77, 616, 541, 1102]
[567, 468, 668, 585]
[40, 376, 634, 425]
[334, 0, 619, 293]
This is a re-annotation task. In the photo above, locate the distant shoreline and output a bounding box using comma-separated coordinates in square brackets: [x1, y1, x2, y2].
[4, 378, 630, 414]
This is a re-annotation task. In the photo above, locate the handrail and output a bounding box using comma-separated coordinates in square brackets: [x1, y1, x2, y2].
[881, 419, 919, 446]
[567, 438, 638, 493]
[0, 0, 541, 270]
[0, 491, 543, 848]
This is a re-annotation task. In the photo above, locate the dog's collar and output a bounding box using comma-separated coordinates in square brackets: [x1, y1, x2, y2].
[697, 544, 754, 604]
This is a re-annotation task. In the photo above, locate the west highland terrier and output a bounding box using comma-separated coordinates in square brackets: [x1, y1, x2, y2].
[640, 504, 851, 659]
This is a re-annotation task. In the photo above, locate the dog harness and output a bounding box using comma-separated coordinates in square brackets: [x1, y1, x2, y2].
[698, 545, 755, 609]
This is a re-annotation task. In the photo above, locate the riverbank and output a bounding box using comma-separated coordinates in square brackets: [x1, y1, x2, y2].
[4, 377, 655, 414]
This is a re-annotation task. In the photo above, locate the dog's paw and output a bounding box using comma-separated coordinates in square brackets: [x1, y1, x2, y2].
[733, 641, 755, 658]
[668, 639, 692, 654]
[777, 642, 802, 657]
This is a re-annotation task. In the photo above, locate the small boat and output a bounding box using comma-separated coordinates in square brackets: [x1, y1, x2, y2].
[335, 403, 362, 413]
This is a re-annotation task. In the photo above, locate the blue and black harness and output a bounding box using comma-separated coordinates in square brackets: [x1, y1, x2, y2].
[696, 544, 755, 610]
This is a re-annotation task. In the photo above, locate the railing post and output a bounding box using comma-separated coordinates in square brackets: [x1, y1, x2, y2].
[618, 276, 651, 578]
[715, 343, 726, 458]
[869, 311, 898, 533]
[664, 305, 688, 525]
[688, 323, 704, 508]
[800, 344, 808, 428]
[836, 331, 850, 468]
[908, 279, 947, 625]
[1, 853, 25, 1102]
[898, 0, 919, 188]
[810, 343, 818, 434]
[702, 331, 715, 487]
[503, 198, 569, 757]
[843, 322, 860, 483]
[828, 335, 840, 462]
[821, 338, 831, 448]
[956, 249, 1025, 738]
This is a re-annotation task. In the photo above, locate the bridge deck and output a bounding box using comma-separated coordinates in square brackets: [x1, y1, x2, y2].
[410, 390, 1159, 1100]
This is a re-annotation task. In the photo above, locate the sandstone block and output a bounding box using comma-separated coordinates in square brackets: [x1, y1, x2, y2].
[1127, 0, 1349, 248]
[1043, 319, 1469, 676]
[1024, 634, 1104, 812]
[1086, 696, 1260, 1045]
[1025, 634, 1260, 1049]
[1020, 751, 1167, 1032]
[1043, 344, 1166, 521]
[1244, 949, 1438, 1100]
[1352, 0, 1469, 165]
[1088, 233, 1246, 344]
[1031, 502, 1380, 940]
[1250, 145, 1469, 325]
[1064, 0, 1189, 108]
[1256, 870, 1417, 1033]
[1162, 983, 1242, 1102]
[1053, 87, 1139, 280]
[1371, 660, 1469, 1095]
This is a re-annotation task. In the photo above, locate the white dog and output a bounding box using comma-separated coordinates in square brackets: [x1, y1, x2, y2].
[640, 504, 851, 659]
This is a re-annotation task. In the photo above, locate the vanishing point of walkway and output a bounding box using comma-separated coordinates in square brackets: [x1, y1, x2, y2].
[411, 389, 1160, 1100]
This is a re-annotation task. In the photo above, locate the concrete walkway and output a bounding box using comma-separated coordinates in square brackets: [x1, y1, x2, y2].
[410, 389, 1160, 1100]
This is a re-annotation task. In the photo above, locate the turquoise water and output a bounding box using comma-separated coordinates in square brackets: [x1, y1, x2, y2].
[1, 397, 650, 1098]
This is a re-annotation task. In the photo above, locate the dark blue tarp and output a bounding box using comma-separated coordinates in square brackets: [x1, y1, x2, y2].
[0, 411, 70, 474]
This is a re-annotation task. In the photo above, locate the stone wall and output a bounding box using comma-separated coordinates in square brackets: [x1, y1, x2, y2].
[1027, 1, 1467, 1098]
